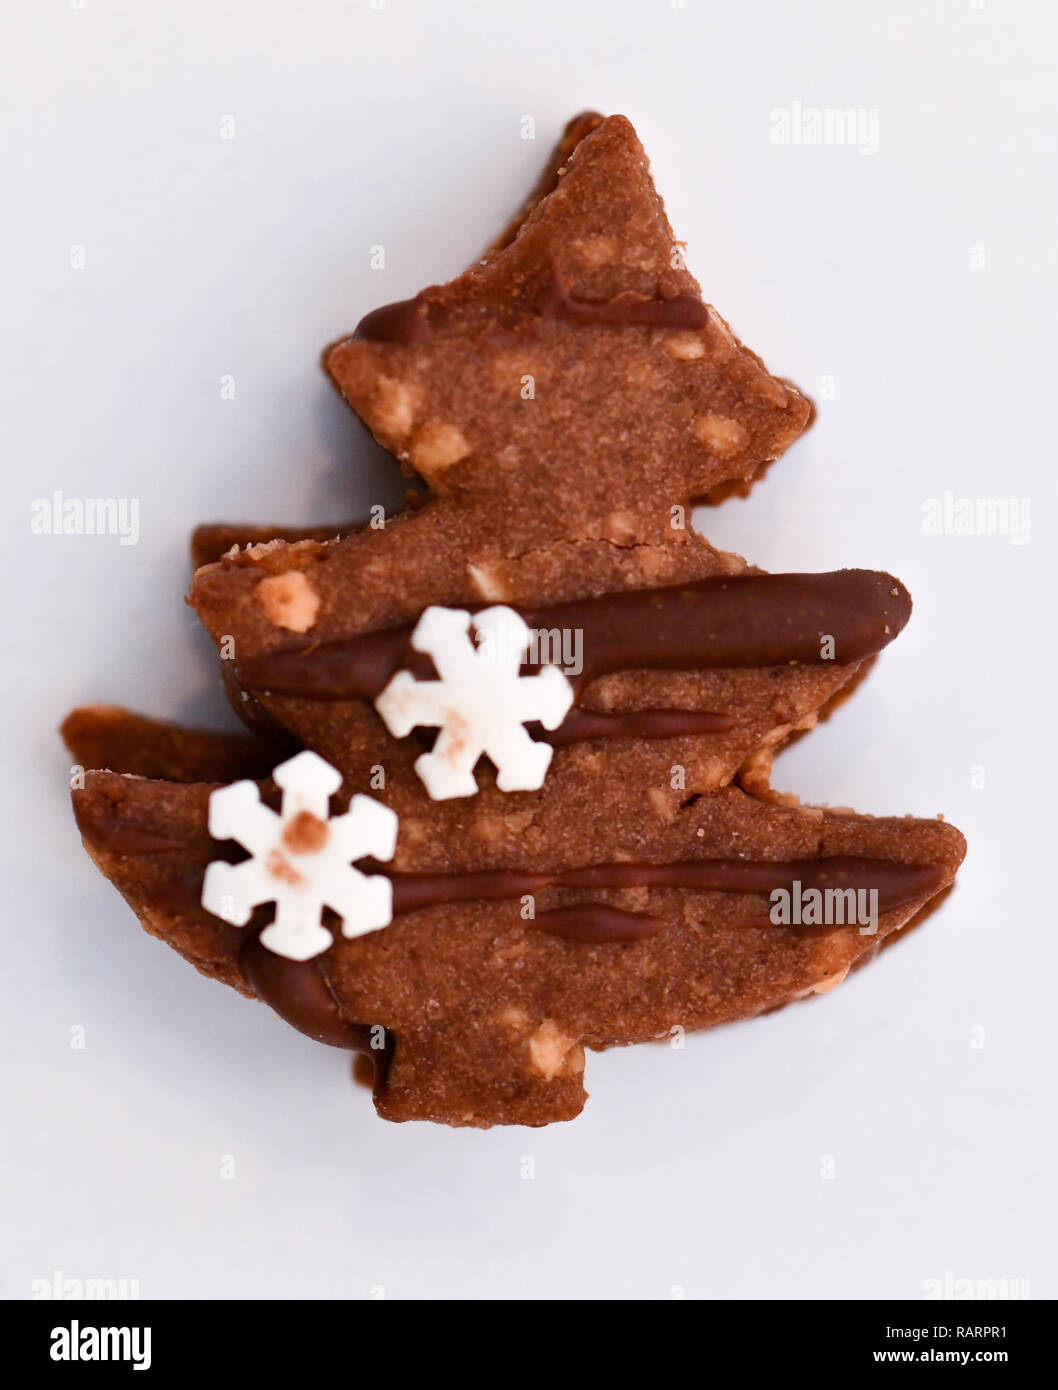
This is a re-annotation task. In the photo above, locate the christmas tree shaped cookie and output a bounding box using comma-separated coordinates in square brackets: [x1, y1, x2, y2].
[65, 115, 964, 1127]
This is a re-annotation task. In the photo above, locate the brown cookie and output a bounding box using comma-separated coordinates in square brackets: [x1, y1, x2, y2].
[323, 113, 811, 548]
[188, 114, 827, 793]
[72, 766, 965, 1126]
[486, 110, 605, 254]
[65, 111, 964, 1129]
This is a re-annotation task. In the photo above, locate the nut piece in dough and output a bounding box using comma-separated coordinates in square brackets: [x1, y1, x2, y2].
[255, 571, 320, 633]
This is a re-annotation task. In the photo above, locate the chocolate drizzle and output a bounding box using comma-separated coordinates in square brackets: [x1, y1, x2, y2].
[239, 937, 368, 1050]
[536, 904, 665, 941]
[352, 294, 435, 347]
[552, 288, 710, 329]
[537, 709, 733, 743]
[386, 856, 944, 926]
[235, 571, 911, 716]
[349, 279, 709, 348]
[239, 935, 394, 1093]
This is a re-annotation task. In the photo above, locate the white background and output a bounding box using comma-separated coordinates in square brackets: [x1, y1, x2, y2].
[2, 0, 1054, 1300]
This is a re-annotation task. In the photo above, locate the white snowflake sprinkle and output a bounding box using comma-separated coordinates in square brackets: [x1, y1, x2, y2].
[374, 605, 575, 800]
[201, 750, 398, 961]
